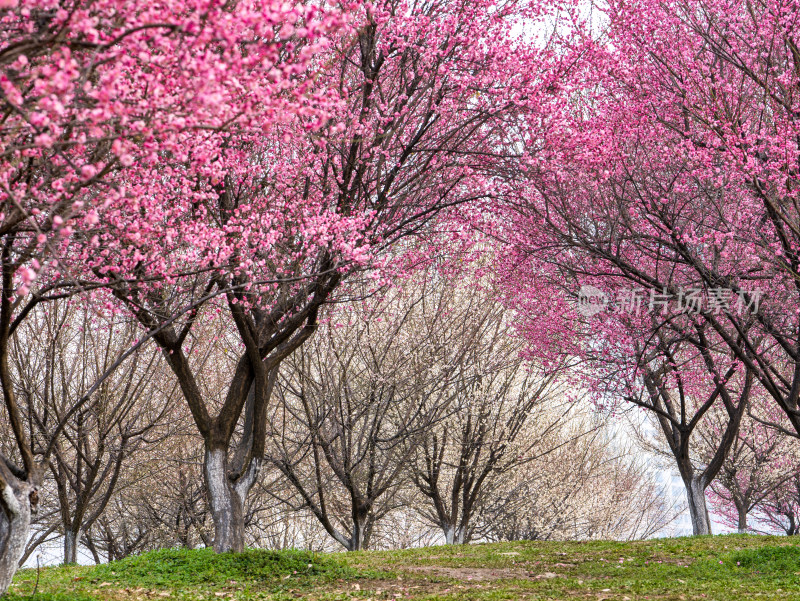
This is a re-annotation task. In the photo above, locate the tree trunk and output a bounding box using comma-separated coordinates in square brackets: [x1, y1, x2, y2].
[442, 523, 466, 545]
[735, 501, 748, 534]
[349, 508, 370, 551]
[785, 511, 798, 536]
[685, 476, 712, 536]
[84, 534, 101, 565]
[204, 448, 260, 553]
[443, 524, 455, 545]
[0, 477, 34, 595]
[64, 528, 80, 564]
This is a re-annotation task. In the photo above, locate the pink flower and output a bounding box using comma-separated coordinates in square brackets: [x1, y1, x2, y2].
[80, 164, 97, 180]
[34, 133, 53, 147]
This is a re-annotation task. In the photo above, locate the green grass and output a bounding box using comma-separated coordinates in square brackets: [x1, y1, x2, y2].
[7, 548, 387, 601]
[6, 535, 800, 600]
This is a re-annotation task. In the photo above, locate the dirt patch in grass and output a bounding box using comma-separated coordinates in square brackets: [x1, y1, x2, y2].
[401, 565, 531, 581]
[312, 576, 464, 599]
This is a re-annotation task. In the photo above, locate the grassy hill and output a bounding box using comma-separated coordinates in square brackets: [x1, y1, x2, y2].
[6, 535, 800, 600]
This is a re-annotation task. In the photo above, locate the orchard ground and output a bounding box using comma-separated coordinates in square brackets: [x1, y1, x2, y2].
[6, 535, 800, 600]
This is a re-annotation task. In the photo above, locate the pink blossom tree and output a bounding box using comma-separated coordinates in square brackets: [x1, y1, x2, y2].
[84, 0, 567, 553]
[0, 0, 345, 589]
[486, 0, 800, 533]
[505, 0, 800, 438]
[494, 245, 755, 534]
[706, 404, 799, 533]
[590, 0, 800, 439]
[753, 472, 800, 535]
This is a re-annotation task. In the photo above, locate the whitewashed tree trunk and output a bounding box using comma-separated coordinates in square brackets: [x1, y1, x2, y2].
[685, 476, 712, 536]
[64, 529, 80, 565]
[0, 477, 35, 595]
[204, 448, 260, 553]
[442, 524, 467, 545]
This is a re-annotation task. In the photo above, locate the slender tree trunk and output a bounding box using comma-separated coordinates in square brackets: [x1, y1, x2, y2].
[0, 256, 40, 593]
[735, 500, 748, 534]
[786, 511, 798, 536]
[64, 528, 80, 564]
[204, 448, 260, 552]
[0, 476, 34, 594]
[84, 534, 101, 565]
[684, 476, 712, 536]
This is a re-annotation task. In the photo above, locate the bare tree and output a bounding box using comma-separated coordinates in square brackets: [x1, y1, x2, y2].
[82, 436, 213, 561]
[478, 414, 677, 542]
[268, 276, 485, 550]
[755, 473, 800, 536]
[408, 357, 564, 544]
[10, 303, 173, 563]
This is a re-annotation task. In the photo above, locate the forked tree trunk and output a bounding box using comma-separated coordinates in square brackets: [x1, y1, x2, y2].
[442, 524, 467, 545]
[204, 448, 261, 553]
[685, 476, 712, 536]
[0, 476, 35, 595]
[349, 507, 370, 551]
[442, 523, 467, 545]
